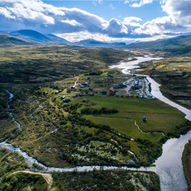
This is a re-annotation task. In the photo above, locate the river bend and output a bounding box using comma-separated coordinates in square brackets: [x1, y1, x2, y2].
[0, 56, 191, 191]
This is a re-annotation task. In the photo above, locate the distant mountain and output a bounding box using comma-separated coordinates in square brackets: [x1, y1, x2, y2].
[76, 39, 126, 48]
[126, 35, 191, 55]
[8, 30, 127, 47]
[10, 30, 50, 43]
[46, 34, 70, 44]
[0, 34, 31, 47]
[10, 30, 69, 44]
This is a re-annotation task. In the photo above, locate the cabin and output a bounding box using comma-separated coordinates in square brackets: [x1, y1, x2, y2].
[61, 95, 66, 100]
[55, 90, 62, 94]
[138, 81, 142, 88]
[115, 83, 127, 89]
[66, 89, 71, 93]
[142, 115, 147, 122]
[71, 86, 76, 91]
[63, 99, 71, 103]
[101, 91, 107, 95]
[107, 73, 113, 79]
[109, 87, 114, 92]
[88, 92, 94, 96]
[79, 82, 89, 88]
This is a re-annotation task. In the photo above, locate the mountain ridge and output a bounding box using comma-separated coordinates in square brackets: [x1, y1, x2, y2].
[126, 35, 191, 55]
[0, 33, 32, 47]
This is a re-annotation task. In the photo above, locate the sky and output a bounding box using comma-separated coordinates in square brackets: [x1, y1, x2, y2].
[43, 0, 164, 21]
[0, 0, 191, 42]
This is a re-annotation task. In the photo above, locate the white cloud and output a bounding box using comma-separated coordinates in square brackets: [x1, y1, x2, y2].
[0, 0, 108, 34]
[123, 16, 142, 27]
[0, 1, 55, 24]
[57, 31, 123, 42]
[62, 7, 108, 32]
[125, 0, 154, 7]
[56, 30, 173, 43]
[133, 0, 191, 35]
[162, 0, 191, 27]
[134, 16, 172, 35]
[61, 19, 82, 26]
[123, 16, 142, 23]
[105, 18, 128, 35]
[0, 0, 191, 42]
[0, 7, 16, 19]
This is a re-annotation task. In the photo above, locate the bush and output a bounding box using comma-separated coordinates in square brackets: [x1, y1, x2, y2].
[81, 107, 118, 115]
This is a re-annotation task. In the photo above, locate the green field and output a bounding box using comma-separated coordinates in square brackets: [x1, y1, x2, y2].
[82, 96, 185, 135]
[0, 45, 132, 84]
[6, 74, 189, 167]
[79, 95, 188, 164]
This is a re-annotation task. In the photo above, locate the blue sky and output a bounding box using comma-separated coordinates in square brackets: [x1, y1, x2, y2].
[0, 0, 191, 42]
[43, 0, 165, 21]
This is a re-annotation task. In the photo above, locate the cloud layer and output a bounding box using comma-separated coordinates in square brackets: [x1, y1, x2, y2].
[135, 0, 191, 35]
[0, 0, 191, 42]
[125, 0, 154, 7]
[0, 0, 129, 35]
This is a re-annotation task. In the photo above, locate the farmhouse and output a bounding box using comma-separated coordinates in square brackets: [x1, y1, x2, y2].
[63, 99, 71, 103]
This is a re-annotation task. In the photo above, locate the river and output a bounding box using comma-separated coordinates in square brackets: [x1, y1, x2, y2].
[110, 56, 191, 191]
[0, 56, 191, 191]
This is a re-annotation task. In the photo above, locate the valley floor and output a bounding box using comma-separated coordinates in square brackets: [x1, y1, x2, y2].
[0, 46, 191, 190]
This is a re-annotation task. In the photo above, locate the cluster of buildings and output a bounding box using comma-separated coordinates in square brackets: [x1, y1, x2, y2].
[123, 77, 155, 99]
[78, 82, 89, 88]
[124, 78, 134, 86]
[43, 76, 155, 104]
[114, 83, 127, 89]
[144, 78, 156, 99]
[130, 78, 143, 90]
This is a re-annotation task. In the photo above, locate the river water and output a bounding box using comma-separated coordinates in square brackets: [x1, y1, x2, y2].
[0, 56, 191, 191]
[110, 56, 191, 191]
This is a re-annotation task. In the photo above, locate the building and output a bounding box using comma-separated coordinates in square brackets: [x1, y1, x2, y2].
[66, 89, 71, 93]
[142, 115, 147, 122]
[61, 95, 66, 100]
[63, 99, 71, 103]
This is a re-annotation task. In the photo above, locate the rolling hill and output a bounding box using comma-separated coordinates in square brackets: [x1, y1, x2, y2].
[76, 39, 126, 48]
[0, 34, 31, 47]
[126, 35, 191, 55]
[10, 30, 69, 44]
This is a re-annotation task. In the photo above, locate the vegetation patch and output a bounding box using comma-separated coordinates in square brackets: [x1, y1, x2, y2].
[182, 139, 191, 191]
[53, 170, 160, 191]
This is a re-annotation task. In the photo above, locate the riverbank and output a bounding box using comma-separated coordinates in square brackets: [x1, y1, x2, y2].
[110, 55, 191, 191]
[138, 57, 191, 109]
[182, 140, 191, 191]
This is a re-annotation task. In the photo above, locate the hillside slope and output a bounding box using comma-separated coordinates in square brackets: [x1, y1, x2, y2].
[0, 34, 31, 47]
[10, 30, 69, 44]
[127, 35, 191, 55]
